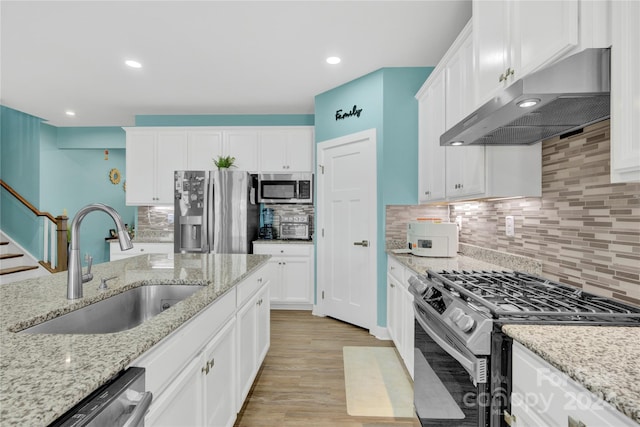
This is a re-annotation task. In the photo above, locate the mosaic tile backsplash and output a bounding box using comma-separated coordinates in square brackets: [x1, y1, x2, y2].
[386, 121, 640, 306]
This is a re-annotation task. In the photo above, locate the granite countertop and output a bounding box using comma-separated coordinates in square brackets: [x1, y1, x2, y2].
[387, 251, 512, 276]
[503, 324, 640, 423]
[0, 253, 270, 426]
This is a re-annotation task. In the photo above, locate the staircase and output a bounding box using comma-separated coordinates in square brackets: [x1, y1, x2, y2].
[0, 231, 50, 285]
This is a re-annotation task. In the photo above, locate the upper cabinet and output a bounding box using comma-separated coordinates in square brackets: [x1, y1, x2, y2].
[125, 130, 187, 205]
[416, 20, 542, 204]
[124, 126, 314, 206]
[259, 128, 314, 172]
[473, 0, 579, 108]
[610, 0, 640, 183]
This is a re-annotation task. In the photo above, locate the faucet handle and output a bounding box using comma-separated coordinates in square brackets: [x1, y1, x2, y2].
[82, 254, 93, 283]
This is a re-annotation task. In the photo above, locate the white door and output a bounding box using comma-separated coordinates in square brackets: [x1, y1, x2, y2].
[317, 129, 377, 331]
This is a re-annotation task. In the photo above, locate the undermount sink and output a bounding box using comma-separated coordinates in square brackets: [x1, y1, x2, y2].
[20, 284, 205, 334]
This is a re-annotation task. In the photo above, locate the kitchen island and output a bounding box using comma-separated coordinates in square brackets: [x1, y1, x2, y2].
[0, 253, 270, 426]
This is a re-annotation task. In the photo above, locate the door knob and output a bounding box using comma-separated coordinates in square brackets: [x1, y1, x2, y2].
[353, 240, 369, 247]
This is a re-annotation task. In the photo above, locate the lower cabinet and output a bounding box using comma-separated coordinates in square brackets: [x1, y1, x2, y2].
[510, 341, 637, 427]
[130, 263, 272, 427]
[386, 256, 415, 379]
[237, 282, 270, 409]
[253, 243, 314, 309]
[145, 319, 236, 427]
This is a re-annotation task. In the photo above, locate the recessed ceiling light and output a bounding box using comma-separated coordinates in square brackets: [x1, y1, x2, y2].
[65, 110, 76, 116]
[125, 60, 142, 69]
[450, 141, 464, 146]
[326, 56, 341, 65]
[517, 98, 540, 108]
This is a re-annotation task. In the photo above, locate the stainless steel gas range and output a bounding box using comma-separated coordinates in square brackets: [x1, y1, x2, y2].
[408, 270, 640, 427]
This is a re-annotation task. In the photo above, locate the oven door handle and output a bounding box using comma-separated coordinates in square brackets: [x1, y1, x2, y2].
[414, 305, 486, 384]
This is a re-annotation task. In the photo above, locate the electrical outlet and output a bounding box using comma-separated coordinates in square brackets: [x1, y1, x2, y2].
[455, 216, 463, 231]
[505, 216, 515, 237]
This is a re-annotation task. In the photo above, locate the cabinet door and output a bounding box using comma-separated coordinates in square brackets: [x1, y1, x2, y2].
[203, 319, 236, 427]
[188, 130, 224, 171]
[255, 284, 270, 364]
[386, 276, 399, 345]
[473, 0, 511, 107]
[259, 130, 288, 171]
[284, 128, 313, 172]
[156, 132, 188, 204]
[446, 146, 485, 199]
[145, 355, 203, 427]
[418, 74, 447, 203]
[236, 295, 257, 407]
[224, 130, 259, 172]
[513, 0, 578, 78]
[126, 132, 156, 205]
[611, 0, 640, 183]
[445, 29, 474, 130]
[280, 257, 311, 303]
[266, 258, 283, 302]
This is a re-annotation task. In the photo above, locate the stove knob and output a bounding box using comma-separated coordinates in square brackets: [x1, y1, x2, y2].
[456, 315, 475, 333]
[449, 307, 464, 323]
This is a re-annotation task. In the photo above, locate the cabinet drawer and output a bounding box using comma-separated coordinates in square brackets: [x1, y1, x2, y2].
[131, 288, 236, 397]
[110, 242, 173, 261]
[236, 265, 272, 308]
[387, 256, 405, 284]
[253, 243, 312, 257]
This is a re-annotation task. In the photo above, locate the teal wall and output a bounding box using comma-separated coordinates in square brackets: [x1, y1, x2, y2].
[40, 124, 136, 265]
[0, 106, 44, 256]
[56, 127, 126, 149]
[314, 67, 432, 328]
[136, 114, 314, 127]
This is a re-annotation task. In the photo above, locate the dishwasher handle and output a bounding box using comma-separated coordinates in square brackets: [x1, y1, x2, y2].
[122, 391, 153, 427]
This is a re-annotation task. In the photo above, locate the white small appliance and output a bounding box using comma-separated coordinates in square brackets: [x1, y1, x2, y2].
[407, 221, 458, 257]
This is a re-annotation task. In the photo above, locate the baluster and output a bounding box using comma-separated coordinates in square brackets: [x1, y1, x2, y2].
[43, 219, 49, 265]
[50, 220, 56, 269]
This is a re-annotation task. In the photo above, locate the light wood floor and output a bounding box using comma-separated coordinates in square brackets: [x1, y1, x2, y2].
[234, 310, 420, 427]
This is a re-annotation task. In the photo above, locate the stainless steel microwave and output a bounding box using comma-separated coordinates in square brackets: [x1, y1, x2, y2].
[258, 173, 313, 204]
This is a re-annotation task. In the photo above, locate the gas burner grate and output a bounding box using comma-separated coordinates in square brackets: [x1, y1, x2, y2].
[428, 270, 640, 323]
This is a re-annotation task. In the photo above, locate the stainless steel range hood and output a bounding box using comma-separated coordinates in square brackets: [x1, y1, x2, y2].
[441, 48, 610, 146]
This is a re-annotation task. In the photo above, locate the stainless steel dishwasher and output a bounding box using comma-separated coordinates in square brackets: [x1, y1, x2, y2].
[50, 367, 152, 427]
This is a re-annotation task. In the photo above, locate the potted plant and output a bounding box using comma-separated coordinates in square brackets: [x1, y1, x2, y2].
[213, 155, 236, 170]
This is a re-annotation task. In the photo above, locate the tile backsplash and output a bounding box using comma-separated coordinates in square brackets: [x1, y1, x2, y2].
[386, 120, 640, 306]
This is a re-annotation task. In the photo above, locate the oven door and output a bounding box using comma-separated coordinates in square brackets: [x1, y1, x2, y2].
[414, 303, 489, 427]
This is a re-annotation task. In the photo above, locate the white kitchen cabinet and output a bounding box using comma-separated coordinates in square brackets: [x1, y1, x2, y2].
[417, 72, 447, 203]
[187, 130, 224, 171]
[145, 354, 203, 427]
[473, 0, 579, 109]
[236, 281, 270, 409]
[611, 0, 640, 183]
[253, 243, 314, 309]
[386, 256, 414, 379]
[202, 319, 237, 427]
[125, 129, 187, 206]
[259, 127, 314, 172]
[224, 130, 259, 173]
[124, 129, 187, 206]
[445, 147, 486, 199]
[109, 242, 173, 261]
[146, 318, 236, 427]
[510, 341, 637, 427]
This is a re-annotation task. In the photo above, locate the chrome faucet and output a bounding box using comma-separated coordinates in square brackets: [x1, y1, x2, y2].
[67, 203, 133, 299]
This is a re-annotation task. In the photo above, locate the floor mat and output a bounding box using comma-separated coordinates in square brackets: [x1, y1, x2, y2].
[343, 346, 414, 418]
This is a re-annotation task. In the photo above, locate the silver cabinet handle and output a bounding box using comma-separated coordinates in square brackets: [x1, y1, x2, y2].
[122, 391, 153, 427]
[353, 240, 369, 247]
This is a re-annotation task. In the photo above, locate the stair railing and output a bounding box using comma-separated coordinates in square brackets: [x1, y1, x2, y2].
[0, 179, 68, 272]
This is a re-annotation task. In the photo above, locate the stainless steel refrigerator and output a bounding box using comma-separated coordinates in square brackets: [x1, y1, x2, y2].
[174, 170, 259, 254]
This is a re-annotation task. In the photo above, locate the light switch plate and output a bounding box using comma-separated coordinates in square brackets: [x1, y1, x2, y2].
[455, 216, 462, 231]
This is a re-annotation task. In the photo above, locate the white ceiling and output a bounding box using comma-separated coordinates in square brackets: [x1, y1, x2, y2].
[1, 1, 471, 127]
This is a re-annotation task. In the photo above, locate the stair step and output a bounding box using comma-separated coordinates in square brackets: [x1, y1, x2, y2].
[0, 265, 39, 276]
[0, 253, 24, 260]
